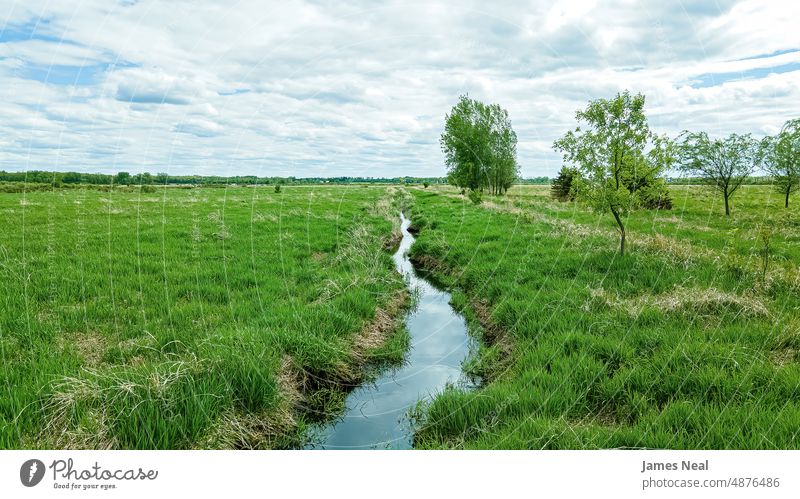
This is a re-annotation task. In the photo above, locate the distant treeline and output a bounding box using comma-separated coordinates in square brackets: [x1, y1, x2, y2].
[0, 170, 451, 186]
[0, 170, 780, 189]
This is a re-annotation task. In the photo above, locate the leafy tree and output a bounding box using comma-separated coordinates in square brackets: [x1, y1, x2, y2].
[760, 119, 800, 208]
[678, 131, 757, 216]
[553, 91, 668, 255]
[114, 171, 131, 185]
[550, 166, 578, 201]
[440, 95, 519, 196]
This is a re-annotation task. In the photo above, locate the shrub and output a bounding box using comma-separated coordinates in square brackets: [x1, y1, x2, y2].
[274, 184, 281, 194]
[467, 189, 482, 205]
[630, 177, 673, 210]
[551, 166, 578, 201]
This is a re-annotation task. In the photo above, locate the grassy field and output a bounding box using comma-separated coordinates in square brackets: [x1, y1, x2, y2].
[0, 184, 410, 449]
[408, 184, 800, 449]
[2, 182, 799, 449]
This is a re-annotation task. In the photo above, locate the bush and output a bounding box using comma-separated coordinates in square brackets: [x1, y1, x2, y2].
[635, 177, 673, 210]
[423, 182, 430, 188]
[467, 189, 482, 205]
[614, 156, 673, 210]
[274, 184, 281, 193]
[551, 166, 578, 201]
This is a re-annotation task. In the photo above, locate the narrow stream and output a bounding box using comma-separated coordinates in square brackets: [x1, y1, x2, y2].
[305, 212, 475, 449]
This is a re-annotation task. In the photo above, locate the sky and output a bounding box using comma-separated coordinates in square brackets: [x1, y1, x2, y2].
[1, 0, 799, 178]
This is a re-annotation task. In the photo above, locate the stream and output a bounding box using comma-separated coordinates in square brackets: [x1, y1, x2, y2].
[305, 212, 475, 449]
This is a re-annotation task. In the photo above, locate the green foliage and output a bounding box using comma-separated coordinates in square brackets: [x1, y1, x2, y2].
[678, 131, 758, 216]
[760, 118, 800, 208]
[467, 189, 483, 205]
[440, 95, 520, 195]
[550, 166, 578, 201]
[553, 91, 672, 254]
[114, 171, 131, 185]
[274, 184, 281, 193]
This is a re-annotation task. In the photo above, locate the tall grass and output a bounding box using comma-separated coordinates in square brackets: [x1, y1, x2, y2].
[409, 185, 800, 449]
[0, 185, 407, 448]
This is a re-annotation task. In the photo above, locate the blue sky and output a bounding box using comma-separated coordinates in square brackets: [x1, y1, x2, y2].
[1, 0, 799, 177]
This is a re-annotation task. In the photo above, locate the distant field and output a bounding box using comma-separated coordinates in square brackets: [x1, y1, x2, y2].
[0, 185, 408, 448]
[409, 184, 800, 449]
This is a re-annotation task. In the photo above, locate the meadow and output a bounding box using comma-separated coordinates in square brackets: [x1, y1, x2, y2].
[408, 184, 800, 449]
[0, 184, 410, 449]
[1, 181, 798, 449]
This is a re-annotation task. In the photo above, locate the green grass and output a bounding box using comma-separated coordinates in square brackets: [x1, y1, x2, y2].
[408, 184, 800, 449]
[0, 184, 408, 449]
[3, 181, 799, 449]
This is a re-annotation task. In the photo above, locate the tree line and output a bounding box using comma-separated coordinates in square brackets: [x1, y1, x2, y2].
[0, 171, 452, 187]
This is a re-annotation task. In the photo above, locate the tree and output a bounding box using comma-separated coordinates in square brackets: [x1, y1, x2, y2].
[551, 166, 578, 201]
[678, 132, 757, 216]
[553, 90, 667, 256]
[760, 119, 800, 208]
[114, 171, 131, 185]
[440, 95, 520, 196]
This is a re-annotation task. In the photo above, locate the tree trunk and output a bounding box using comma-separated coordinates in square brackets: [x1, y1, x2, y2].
[724, 190, 730, 216]
[786, 185, 791, 208]
[610, 205, 626, 256]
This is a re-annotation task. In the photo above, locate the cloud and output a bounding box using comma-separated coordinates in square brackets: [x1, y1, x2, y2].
[109, 67, 210, 105]
[0, 0, 798, 177]
[173, 118, 223, 137]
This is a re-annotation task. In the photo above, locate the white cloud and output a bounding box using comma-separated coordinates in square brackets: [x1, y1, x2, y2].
[0, 0, 798, 177]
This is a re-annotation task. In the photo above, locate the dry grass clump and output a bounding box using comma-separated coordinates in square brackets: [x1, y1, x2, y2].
[586, 285, 770, 319]
[71, 331, 108, 367]
[251, 211, 278, 223]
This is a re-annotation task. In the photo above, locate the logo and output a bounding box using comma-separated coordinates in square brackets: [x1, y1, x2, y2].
[20, 459, 46, 487]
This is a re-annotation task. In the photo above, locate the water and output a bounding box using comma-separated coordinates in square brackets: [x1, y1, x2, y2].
[305, 212, 475, 449]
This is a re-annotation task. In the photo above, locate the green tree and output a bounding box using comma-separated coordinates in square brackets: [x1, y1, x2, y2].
[678, 131, 757, 216]
[760, 119, 800, 208]
[550, 166, 578, 201]
[440, 95, 519, 196]
[114, 171, 131, 185]
[553, 91, 667, 255]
